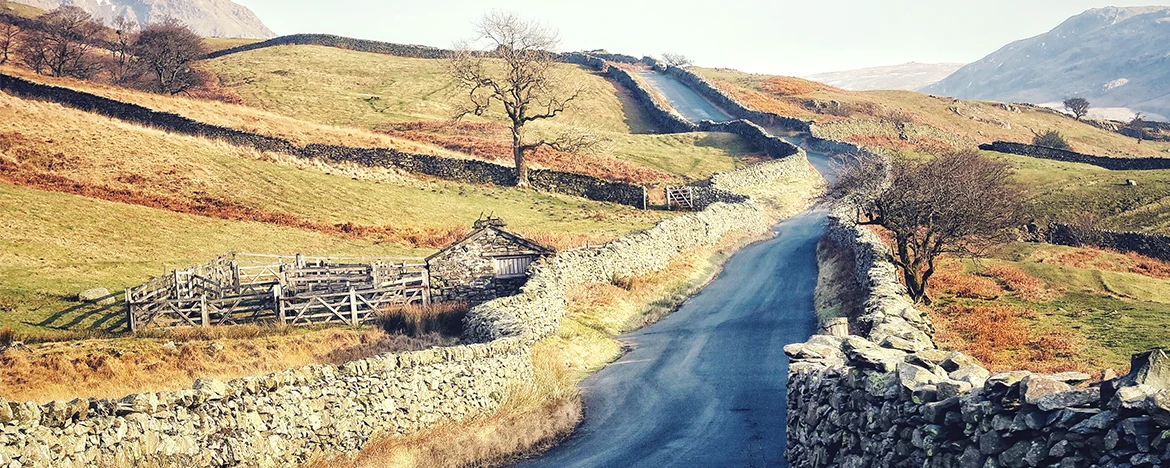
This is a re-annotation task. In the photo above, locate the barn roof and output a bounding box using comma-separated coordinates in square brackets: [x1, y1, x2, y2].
[425, 226, 554, 262]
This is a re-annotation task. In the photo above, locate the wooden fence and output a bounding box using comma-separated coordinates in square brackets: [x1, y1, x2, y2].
[665, 186, 696, 210]
[127, 253, 430, 331]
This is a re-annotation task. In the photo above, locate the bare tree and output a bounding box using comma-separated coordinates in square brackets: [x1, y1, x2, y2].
[1063, 97, 1090, 120]
[0, 17, 17, 65]
[827, 150, 1024, 303]
[36, 6, 103, 78]
[106, 15, 139, 85]
[449, 11, 586, 187]
[1130, 112, 1147, 144]
[134, 18, 207, 94]
[661, 52, 693, 67]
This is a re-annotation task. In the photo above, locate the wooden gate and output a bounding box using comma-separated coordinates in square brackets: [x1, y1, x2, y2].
[665, 186, 696, 210]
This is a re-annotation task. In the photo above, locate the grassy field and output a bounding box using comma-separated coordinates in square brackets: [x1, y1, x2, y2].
[0, 91, 664, 337]
[202, 45, 759, 181]
[990, 150, 1170, 232]
[927, 242, 1170, 373]
[0, 1, 45, 18]
[693, 67, 1170, 158]
[203, 37, 261, 53]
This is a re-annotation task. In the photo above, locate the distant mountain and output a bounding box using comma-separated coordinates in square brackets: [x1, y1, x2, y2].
[805, 62, 965, 91]
[15, 0, 275, 38]
[924, 6, 1170, 120]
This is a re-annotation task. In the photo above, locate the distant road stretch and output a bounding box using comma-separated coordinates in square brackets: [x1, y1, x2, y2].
[637, 71, 735, 123]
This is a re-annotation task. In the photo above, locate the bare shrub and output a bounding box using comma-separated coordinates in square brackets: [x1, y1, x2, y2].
[1032, 129, 1071, 150]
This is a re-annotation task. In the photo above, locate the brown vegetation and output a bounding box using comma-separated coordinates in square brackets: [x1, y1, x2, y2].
[0, 326, 453, 403]
[930, 304, 1089, 374]
[377, 302, 469, 337]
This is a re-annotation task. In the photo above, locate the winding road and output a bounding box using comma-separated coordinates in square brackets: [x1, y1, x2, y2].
[514, 71, 836, 467]
[637, 70, 734, 123]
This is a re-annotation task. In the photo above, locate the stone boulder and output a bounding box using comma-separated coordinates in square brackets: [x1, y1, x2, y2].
[77, 287, 115, 306]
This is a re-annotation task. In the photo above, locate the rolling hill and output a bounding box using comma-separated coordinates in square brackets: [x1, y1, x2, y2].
[805, 62, 964, 91]
[925, 6, 1170, 121]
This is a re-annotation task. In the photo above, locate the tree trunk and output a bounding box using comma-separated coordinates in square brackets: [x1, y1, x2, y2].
[511, 124, 529, 187]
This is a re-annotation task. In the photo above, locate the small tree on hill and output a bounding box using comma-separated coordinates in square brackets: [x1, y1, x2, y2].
[449, 11, 589, 187]
[134, 18, 207, 94]
[1130, 112, 1147, 144]
[1032, 129, 1071, 150]
[107, 15, 140, 85]
[661, 52, 693, 67]
[827, 150, 1024, 303]
[1063, 97, 1090, 120]
[0, 17, 17, 65]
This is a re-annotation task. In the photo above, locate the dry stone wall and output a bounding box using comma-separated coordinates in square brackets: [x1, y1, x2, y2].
[0, 137, 815, 466]
[661, 65, 811, 133]
[463, 153, 814, 343]
[0, 339, 531, 467]
[981, 141, 1170, 171]
[1031, 223, 1170, 262]
[0, 73, 647, 208]
[203, 34, 453, 60]
[560, 53, 698, 134]
[784, 206, 1170, 467]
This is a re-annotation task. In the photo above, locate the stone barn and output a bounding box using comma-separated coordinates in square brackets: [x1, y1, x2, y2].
[426, 218, 553, 304]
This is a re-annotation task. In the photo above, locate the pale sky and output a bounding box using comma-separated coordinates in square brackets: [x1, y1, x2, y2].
[234, 1, 1166, 76]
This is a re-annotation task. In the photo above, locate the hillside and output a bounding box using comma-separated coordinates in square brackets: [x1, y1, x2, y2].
[925, 6, 1170, 121]
[10, 0, 275, 38]
[805, 62, 964, 91]
[202, 45, 760, 182]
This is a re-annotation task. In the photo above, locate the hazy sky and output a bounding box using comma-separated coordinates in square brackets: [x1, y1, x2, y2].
[234, 0, 1164, 76]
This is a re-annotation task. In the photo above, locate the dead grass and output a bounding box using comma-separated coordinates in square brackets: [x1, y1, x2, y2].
[0, 326, 453, 403]
[1042, 247, 1170, 280]
[377, 302, 469, 337]
[930, 303, 1090, 374]
[979, 264, 1052, 301]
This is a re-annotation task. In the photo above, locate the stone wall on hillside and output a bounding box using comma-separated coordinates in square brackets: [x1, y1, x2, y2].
[0, 73, 647, 209]
[463, 153, 814, 343]
[0, 338, 531, 467]
[981, 141, 1170, 171]
[1032, 222, 1170, 262]
[560, 53, 698, 134]
[203, 34, 453, 60]
[783, 205, 1170, 467]
[698, 119, 801, 159]
[661, 65, 811, 133]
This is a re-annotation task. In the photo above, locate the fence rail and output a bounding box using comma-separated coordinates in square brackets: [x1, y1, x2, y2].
[127, 253, 430, 331]
[665, 186, 696, 210]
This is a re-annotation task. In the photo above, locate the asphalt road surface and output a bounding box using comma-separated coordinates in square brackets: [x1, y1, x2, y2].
[514, 145, 835, 467]
[637, 70, 735, 123]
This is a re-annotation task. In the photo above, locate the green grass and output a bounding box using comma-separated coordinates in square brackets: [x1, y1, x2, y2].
[203, 45, 756, 180]
[0, 1, 45, 18]
[943, 242, 1170, 370]
[203, 37, 261, 53]
[984, 150, 1170, 233]
[0, 183, 424, 337]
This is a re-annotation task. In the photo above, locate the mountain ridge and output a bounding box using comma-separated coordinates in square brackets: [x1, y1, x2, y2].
[804, 62, 965, 91]
[13, 0, 275, 38]
[924, 6, 1170, 119]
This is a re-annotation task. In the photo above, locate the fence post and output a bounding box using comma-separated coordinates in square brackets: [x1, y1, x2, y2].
[200, 296, 209, 327]
[273, 285, 285, 324]
[349, 287, 359, 326]
[126, 290, 136, 333]
[422, 270, 432, 306]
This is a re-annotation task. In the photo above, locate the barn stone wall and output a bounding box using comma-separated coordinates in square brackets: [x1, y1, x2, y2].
[428, 230, 545, 304]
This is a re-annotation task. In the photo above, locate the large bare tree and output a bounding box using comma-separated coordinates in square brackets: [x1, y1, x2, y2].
[827, 150, 1024, 303]
[449, 11, 585, 187]
[134, 18, 207, 95]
